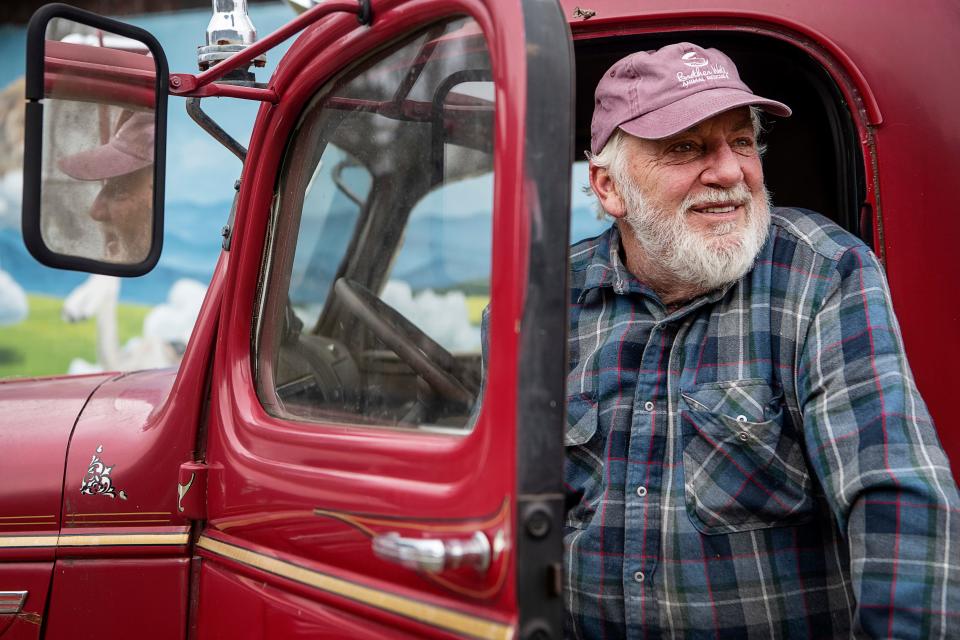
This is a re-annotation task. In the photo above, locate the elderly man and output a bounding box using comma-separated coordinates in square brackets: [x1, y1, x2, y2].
[565, 42, 960, 638]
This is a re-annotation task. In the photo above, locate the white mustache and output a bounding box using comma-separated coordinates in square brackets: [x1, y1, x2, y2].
[681, 184, 752, 210]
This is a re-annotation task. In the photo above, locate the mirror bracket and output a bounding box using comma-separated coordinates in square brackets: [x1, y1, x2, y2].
[170, 74, 278, 103]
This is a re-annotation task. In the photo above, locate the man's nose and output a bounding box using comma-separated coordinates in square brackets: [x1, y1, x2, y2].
[88, 192, 110, 222]
[699, 143, 744, 188]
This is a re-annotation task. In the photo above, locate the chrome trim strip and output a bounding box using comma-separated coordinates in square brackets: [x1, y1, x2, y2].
[58, 533, 189, 547]
[197, 536, 513, 640]
[0, 590, 27, 615]
[0, 532, 189, 549]
[0, 536, 58, 549]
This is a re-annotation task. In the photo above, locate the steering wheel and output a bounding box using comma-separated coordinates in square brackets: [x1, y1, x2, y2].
[333, 278, 477, 408]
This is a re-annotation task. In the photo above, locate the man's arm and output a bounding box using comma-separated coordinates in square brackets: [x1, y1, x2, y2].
[798, 244, 960, 639]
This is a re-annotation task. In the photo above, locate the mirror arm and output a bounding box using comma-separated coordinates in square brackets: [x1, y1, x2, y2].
[186, 98, 247, 162]
[172, 77, 278, 103]
[169, 0, 370, 97]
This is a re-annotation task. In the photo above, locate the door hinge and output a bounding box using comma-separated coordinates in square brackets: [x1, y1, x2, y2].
[178, 462, 208, 520]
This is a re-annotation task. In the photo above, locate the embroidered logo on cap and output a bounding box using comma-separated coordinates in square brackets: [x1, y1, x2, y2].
[681, 51, 709, 68]
[676, 51, 730, 88]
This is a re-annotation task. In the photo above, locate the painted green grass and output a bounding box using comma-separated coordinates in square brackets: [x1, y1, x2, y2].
[466, 295, 489, 326]
[0, 294, 150, 379]
[0, 293, 485, 379]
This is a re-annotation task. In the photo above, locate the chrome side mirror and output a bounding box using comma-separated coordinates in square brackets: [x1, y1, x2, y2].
[23, 4, 168, 276]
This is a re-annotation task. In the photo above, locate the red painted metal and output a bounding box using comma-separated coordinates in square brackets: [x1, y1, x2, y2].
[197, 561, 432, 639]
[197, 531, 512, 638]
[562, 4, 883, 125]
[168, 79, 278, 102]
[0, 563, 51, 639]
[44, 558, 189, 640]
[0, 374, 112, 561]
[61, 368, 189, 530]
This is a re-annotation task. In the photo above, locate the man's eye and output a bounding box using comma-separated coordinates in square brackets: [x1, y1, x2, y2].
[731, 137, 760, 156]
[668, 141, 697, 154]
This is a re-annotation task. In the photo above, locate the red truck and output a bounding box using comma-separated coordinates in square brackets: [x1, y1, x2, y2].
[3, 0, 959, 638]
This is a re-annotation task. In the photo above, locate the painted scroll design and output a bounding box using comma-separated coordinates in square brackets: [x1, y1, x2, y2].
[80, 445, 128, 500]
[177, 473, 195, 512]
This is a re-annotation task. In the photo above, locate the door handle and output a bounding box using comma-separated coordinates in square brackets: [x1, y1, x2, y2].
[372, 531, 490, 573]
[0, 591, 27, 614]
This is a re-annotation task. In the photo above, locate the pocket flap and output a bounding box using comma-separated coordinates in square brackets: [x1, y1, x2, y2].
[680, 378, 781, 423]
[565, 394, 598, 446]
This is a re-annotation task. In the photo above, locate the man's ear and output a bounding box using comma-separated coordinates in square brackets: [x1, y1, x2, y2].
[589, 163, 627, 219]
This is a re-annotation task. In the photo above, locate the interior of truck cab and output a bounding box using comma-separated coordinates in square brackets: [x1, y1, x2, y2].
[255, 17, 495, 430]
[254, 23, 865, 433]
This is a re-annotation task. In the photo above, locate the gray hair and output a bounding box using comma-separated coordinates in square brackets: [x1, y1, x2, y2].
[584, 106, 766, 217]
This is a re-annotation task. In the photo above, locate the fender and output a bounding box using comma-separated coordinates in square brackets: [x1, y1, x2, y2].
[0, 373, 113, 553]
[60, 367, 193, 546]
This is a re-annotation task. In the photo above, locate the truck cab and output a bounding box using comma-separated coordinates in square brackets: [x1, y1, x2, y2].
[2, 1, 958, 638]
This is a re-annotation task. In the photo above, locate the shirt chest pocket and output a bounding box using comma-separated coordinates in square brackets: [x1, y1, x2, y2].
[679, 379, 814, 535]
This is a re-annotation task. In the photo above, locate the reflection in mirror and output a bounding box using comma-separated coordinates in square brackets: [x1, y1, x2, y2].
[39, 18, 157, 265]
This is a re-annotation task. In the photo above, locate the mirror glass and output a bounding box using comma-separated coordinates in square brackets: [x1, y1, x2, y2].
[39, 17, 158, 265]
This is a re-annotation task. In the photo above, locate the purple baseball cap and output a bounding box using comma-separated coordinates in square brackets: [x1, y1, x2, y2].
[58, 111, 154, 181]
[590, 42, 791, 154]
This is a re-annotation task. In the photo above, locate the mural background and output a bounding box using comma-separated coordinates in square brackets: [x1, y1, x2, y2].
[0, 1, 606, 378]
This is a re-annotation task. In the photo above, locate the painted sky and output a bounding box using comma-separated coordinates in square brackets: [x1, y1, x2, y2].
[0, 2, 603, 302]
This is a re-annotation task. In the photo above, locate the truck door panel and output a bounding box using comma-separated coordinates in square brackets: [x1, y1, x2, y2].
[196, 0, 573, 634]
[44, 558, 188, 640]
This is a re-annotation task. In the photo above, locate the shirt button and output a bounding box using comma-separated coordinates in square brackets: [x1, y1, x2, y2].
[643, 401, 654, 411]
[736, 415, 748, 423]
[636, 486, 647, 497]
[634, 571, 645, 583]
[737, 431, 750, 442]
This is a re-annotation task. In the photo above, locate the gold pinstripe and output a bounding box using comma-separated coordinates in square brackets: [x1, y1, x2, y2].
[197, 536, 514, 640]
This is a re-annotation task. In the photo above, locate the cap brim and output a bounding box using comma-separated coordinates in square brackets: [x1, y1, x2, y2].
[619, 87, 791, 140]
[58, 144, 153, 181]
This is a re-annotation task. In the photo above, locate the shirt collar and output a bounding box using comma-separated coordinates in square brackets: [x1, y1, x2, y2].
[579, 225, 656, 303]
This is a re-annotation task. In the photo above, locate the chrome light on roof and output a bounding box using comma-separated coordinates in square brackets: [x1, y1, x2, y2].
[197, 0, 266, 72]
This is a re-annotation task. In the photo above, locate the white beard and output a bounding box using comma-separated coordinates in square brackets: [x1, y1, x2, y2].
[619, 181, 771, 292]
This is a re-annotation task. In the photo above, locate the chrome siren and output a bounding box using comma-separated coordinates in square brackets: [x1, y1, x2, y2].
[197, 0, 266, 72]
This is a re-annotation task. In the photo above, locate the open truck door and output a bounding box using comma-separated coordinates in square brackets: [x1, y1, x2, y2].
[20, 0, 574, 638]
[191, 0, 574, 636]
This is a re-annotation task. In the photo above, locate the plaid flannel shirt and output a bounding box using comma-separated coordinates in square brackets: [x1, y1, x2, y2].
[563, 208, 960, 639]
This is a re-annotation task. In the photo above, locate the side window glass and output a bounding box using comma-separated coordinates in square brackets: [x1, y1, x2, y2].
[256, 17, 492, 431]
